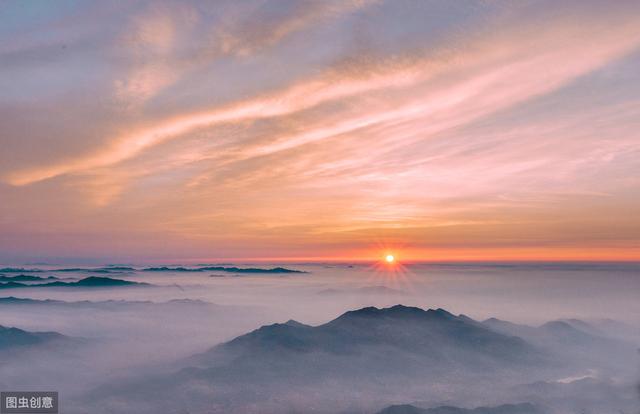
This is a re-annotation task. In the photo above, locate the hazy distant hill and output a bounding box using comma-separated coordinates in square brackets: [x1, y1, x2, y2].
[377, 402, 545, 414]
[0, 276, 148, 289]
[0, 325, 71, 350]
[0, 296, 212, 310]
[0, 267, 132, 273]
[0, 275, 58, 282]
[0, 265, 306, 274]
[483, 317, 601, 344]
[46, 276, 146, 287]
[143, 265, 306, 273]
[482, 317, 634, 370]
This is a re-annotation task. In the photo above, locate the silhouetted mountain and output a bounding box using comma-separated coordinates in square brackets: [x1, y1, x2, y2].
[0, 277, 148, 289]
[0, 267, 136, 278]
[378, 405, 425, 414]
[0, 282, 32, 289]
[0, 325, 70, 350]
[376, 402, 545, 414]
[57, 276, 146, 287]
[283, 319, 310, 328]
[2, 265, 306, 275]
[0, 297, 209, 309]
[143, 266, 305, 273]
[0, 267, 43, 273]
[189, 305, 542, 383]
[0, 275, 58, 282]
[0, 297, 43, 304]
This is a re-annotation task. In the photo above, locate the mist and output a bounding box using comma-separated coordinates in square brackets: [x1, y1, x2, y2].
[0, 262, 638, 413]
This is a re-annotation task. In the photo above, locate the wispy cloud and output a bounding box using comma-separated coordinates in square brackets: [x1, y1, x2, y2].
[1, 0, 640, 260]
[9, 9, 640, 185]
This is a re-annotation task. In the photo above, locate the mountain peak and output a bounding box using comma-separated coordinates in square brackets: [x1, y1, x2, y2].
[284, 319, 308, 328]
[332, 305, 458, 324]
[389, 304, 425, 313]
[428, 308, 456, 318]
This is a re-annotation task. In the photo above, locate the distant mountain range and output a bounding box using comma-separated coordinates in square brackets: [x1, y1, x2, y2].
[0, 325, 72, 351]
[0, 275, 59, 282]
[377, 402, 545, 414]
[0, 267, 132, 274]
[482, 316, 634, 370]
[0, 296, 215, 310]
[142, 266, 306, 273]
[0, 276, 148, 289]
[0, 265, 306, 274]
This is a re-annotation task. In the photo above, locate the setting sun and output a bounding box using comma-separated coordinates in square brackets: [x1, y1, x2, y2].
[1, 2, 637, 413]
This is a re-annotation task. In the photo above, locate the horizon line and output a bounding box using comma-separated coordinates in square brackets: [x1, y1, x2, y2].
[2, 258, 639, 267]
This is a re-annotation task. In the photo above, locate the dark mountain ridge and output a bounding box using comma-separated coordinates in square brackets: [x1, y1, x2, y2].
[143, 266, 306, 273]
[377, 402, 545, 414]
[0, 276, 148, 289]
[0, 297, 209, 308]
[1, 265, 305, 274]
[0, 275, 58, 282]
[0, 325, 70, 350]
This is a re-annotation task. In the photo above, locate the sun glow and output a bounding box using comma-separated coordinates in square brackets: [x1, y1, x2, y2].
[385, 254, 395, 263]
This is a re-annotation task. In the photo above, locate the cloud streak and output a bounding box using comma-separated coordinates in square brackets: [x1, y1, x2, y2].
[9, 9, 640, 185]
[1, 0, 640, 261]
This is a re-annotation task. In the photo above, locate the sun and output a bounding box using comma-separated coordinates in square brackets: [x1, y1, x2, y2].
[385, 254, 395, 263]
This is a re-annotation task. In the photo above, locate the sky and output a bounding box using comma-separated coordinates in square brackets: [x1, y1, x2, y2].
[1, 0, 639, 263]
